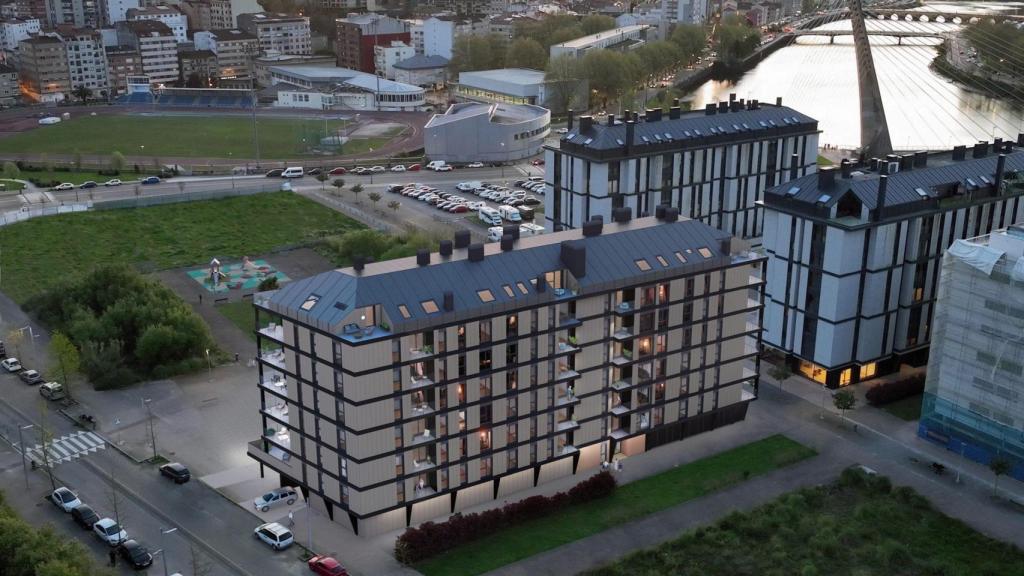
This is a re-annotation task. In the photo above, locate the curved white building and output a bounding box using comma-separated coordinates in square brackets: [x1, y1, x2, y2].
[267, 64, 425, 111]
[425, 102, 550, 163]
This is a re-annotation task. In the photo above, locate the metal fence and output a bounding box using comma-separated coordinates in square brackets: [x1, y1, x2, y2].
[92, 185, 280, 210]
[0, 202, 90, 227]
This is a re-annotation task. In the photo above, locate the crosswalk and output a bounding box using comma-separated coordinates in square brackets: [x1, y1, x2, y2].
[23, 431, 106, 466]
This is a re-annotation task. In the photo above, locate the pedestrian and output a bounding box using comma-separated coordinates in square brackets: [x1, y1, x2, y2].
[109, 550, 117, 567]
[199, 293, 203, 304]
[288, 510, 295, 527]
[235, 352, 239, 363]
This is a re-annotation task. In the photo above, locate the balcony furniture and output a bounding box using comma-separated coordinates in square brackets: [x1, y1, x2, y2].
[342, 323, 360, 335]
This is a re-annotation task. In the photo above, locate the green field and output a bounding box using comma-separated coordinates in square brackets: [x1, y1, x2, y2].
[881, 394, 924, 421]
[584, 468, 1024, 576]
[0, 179, 24, 191]
[0, 192, 362, 303]
[0, 116, 404, 159]
[417, 435, 816, 576]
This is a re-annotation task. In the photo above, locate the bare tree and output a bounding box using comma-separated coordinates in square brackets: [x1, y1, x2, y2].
[37, 400, 57, 491]
[107, 463, 127, 528]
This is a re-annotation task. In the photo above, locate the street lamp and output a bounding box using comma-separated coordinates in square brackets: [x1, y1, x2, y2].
[17, 423, 34, 489]
[143, 398, 157, 462]
[159, 527, 177, 576]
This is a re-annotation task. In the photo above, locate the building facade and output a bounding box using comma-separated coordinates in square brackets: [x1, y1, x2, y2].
[425, 102, 549, 163]
[662, 0, 707, 23]
[58, 26, 108, 96]
[0, 62, 19, 103]
[194, 28, 256, 80]
[178, 48, 216, 85]
[178, 0, 232, 33]
[17, 35, 69, 101]
[918, 224, 1024, 481]
[126, 5, 187, 44]
[237, 12, 311, 56]
[247, 212, 763, 536]
[393, 54, 447, 88]
[334, 13, 408, 73]
[453, 67, 586, 113]
[99, 0, 138, 26]
[44, 0, 99, 30]
[0, 17, 40, 51]
[549, 24, 649, 60]
[104, 44, 139, 95]
[372, 40, 412, 79]
[543, 100, 819, 238]
[762, 141, 1024, 388]
[116, 19, 178, 85]
[266, 63, 424, 111]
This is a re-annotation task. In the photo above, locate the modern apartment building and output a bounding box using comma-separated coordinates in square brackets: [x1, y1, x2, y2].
[177, 48, 215, 85]
[373, 40, 412, 79]
[0, 62, 19, 103]
[247, 211, 764, 536]
[98, 0, 137, 26]
[104, 44, 139, 94]
[762, 141, 1024, 388]
[549, 24, 649, 60]
[0, 17, 40, 51]
[662, 0, 708, 23]
[543, 99, 820, 239]
[919, 224, 1024, 481]
[193, 28, 255, 80]
[237, 12, 310, 56]
[44, 0, 99, 29]
[57, 26, 108, 95]
[405, 16, 455, 59]
[17, 35, 69, 101]
[334, 12, 408, 72]
[116, 19, 178, 85]
[126, 5, 186, 44]
[178, 0, 232, 32]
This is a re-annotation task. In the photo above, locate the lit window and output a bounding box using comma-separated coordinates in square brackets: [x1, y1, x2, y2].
[397, 305, 411, 319]
[516, 282, 529, 294]
[656, 255, 669, 267]
[503, 285, 515, 298]
[635, 258, 651, 271]
[698, 248, 713, 259]
[860, 363, 877, 379]
[421, 300, 439, 314]
[300, 294, 320, 310]
[839, 368, 853, 386]
[477, 289, 494, 303]
[674, 251, 687, 263]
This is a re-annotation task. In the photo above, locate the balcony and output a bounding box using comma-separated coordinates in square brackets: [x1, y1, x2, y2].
[247, 438, 298, 475]
[612, 327, 633, 340]
[611, 351, 633, 366]
[557, 313, 581, 328]
[555, 392, 579, 407]
[412, 485, 437, 500]
[260, 348, 286, 372]
[556, 418, 579, 432]
[258, 322, 284, 343]
[614, 301, 635, 315]
[556, 339, 579, 354]
[265, 403, 289, 422]
[610, 377, 632, 391]
[609, 427, 630, 440]
[260, 371, 287, 394]
[412, 457, 436, 471]
[559, 445, 579, 456]
[410, 429, 435, 446]
[408, 345, 434, 360]
[410, 402, 435, 416]
[555, 368, 579, 382]
[408, 373, 434, 390]
[338, 323, 391, 344]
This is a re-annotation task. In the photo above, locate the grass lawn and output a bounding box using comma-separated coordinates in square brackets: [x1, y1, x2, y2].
[0, 179, 25, 191]
[217, 300, 277, 343]
[416, 435, 816, 576]
[583, 468, 1024, 576]
[817, 154, 834, 166]
[880, 393, 923, 421]
[0, 116, 404, 159]
[0, 192, 361, 303]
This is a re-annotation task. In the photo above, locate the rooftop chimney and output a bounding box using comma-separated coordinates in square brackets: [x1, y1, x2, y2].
[655, 204, 667, 219]
[353, 256, 365, 272]
[454, 229, 471, 249]
[718, 101, 729, 114]
[776, 96, 783, 106]
[439, 239, 453, 257]
[840, 158, 852, 179]
[503, 224, 520, 240]
[664, 206, 679, 222]
[416, 249, 429, 266]
[443, 291, 454, 311]
[1018, 133, 1024, 147]
[913, 151, 928, 168]
[996, 153, 1007, 193]
[817, 166, 836, 189]
[566, 109, 574, 131]
[900, 155, 912, 171]
[952, 145, 967, 161]
[535, 275, 546, 292]
[789, 153, 799, 181]
[874, 175, 888, 221]
[672, 98, 679, 106]
[973, 141, 988, 159]
[582, 218, 603, 237]
[705, 103, 717, 116]
[730, 100, 741, 113]
[560, 240, 586, 278]
[669, 106, 681, 119]
[607, 113, 615, 126]
[579, 115, 594, 132]
[751, 99, 760, 109]
[994, 137, 1003, 151]
[729, 92, 736, 102]
[612, 206, 632, 223]
[468, 243, 484, 262]
[632, 111, 639, 123]
[625, 121, 635, 155]
[869, 157, 880, 171]
[500, 234, 514, 251]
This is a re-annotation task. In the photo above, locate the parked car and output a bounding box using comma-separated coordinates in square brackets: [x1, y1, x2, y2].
[253, 488, 297, 512]
[522, 196, 542, 206]
[328, 167, 347, 175]
[281, 167, 304, 178]
[308, 555, 348, 575]
[19, 369, 43, 385]
[307, 167, 322, 176]
[79, 181, 97, 189]
[556, 127, 569, 134]
[254, 522, 294, 550]
[159, 462, 191, 484]
[103, 179, 122, 186]
[118, 539, 153, 569]
[370, 166, 386, 173]
[406, 164, 421, 171]
[71, 504, 100, 529]
[351, 167, 368, 175]
[265, 169, 284, 177]
[435, 165, 453, 172]
[94, 518, 128, 546]
[53, 183, 74, 191]
[531, 159, 545, 166]
[141, 176, 161, 185]
[450, 204, 469, 213]
[51, 487, 82, 512]
[466, 162, 484, 168]
[40, 381, 65, 401]
[1, 357, 22, 372]
[390, 165, 406, 172]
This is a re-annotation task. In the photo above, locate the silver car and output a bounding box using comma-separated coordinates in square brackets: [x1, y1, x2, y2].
[253, 488, 297, 512]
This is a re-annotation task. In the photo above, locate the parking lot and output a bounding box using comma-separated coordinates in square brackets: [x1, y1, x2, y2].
[386, 176, 545, 235]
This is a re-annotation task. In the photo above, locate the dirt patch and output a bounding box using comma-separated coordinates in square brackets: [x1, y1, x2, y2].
[350, 122, 404, 138]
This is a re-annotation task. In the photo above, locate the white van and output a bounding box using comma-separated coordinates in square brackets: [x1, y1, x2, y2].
[281, 167, 304, 178]
[520, 223, 544, 237]
[426, 160, 447, 171]
[487, 226, 504, 242]
[498, 205, 522, 222]
[479, 207, 502, 226]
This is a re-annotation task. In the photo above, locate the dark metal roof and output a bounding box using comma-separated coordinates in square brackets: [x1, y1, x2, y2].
[768, 150, 1024, 211]
[264, 218, 744, 335]
[393, 54, 449, 70]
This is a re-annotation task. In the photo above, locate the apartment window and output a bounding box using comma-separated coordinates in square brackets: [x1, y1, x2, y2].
[516, 282, 530, 295]
[300, 294, 320, 310]
[503, 285, 515, 298]
[397, 304, 411, 319]
[481, 455, 492, 477]
[477, 289, 495, 303]
[656, 255, 669, 267]
[480, 349, 492, 371]
[635, 258, 652, 271]
[860, 363, 877, 379]
[421, 300, 439, 314]
[506, 314, 517, 333]
[480, 402, 492, 424]
[480, 319, 492, 342]
[839, 368, 853, 386]
[698, 247, 713, 259]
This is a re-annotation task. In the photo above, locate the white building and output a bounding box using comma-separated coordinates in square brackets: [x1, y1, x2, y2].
[662, 0, 707, 24]
[920, 224, 1024, 478]
[0, 18, 40, 51]
[543, 100, 819, 237]
[393, 54, 447, 88]
[99, 0, 139, 26]
[549, 24, 649, 60]
[116, 19, 178, 85]
[422, 16, 455, 59]
[372, 40, 412, 80]
[194, 28, 257, 79]
[237, 12, 311, 56]
[425, 101, 549, 163]
[45, 0, 100, 29]
[60, 27, 109, 95]
[266, 64, 423, 111]
[762, 142, 1024, 388]
[126, 6, 187, 44]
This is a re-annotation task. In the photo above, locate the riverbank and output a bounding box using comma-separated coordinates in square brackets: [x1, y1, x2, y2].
[931, 37, 1024, 100]
[676, 35, 795, 96]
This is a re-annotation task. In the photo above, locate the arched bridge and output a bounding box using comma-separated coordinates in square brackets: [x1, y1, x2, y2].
[865, 8, 1024, 24]
[791, 28, 948, 44]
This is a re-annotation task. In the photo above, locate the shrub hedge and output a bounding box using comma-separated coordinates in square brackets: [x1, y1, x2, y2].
[865, 374, 925, 406]
[395, 471, 617, 565]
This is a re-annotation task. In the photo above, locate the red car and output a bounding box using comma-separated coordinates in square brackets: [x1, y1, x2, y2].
[328, 167, 347, 175]
[531, 159, 545, 166]
[406, 164, 422, 171]
[308, 555, 347, 575]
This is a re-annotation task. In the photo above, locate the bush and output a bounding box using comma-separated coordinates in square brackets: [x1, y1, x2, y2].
[395, 471, 617, 564]
[864, 375, 925, 406]
[257, 276, 279, 291]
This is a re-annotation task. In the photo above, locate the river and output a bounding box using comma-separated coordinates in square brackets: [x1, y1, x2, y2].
[687, 1, 1024, 151]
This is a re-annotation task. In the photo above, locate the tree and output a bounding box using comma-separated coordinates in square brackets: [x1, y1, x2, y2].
[449, 35, 507, 75]
[73, 150, 82, 172]
[580, 14, 616, 36]
[767, 363, 792, 389]
[368, 191, 382, 211]
[6, 329, 24, 359]
[583, 50, 634, 108]
[109, 151, 126, 173]
[351, 183, 364, 203]
[2, 161, 20, 180]
[505, 38, 547, 70]
[387, 200, 401, 212]
[315, 172, 328, 190]
[106, 464, 126, 528]
[715, 18, 761, 66]
[71, 85, 92, 103]
[671, 24, 707, 65]
[49, 332, 80, 403]
[989, 457, 1012, 496]
[635, 41, 683, 85]
[331, 178, 345, 196]
[833, 390, 856, 424]
[801, 0, 818, 14]
[37, 402, 57, 491]
[545, 55, 587, 113]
